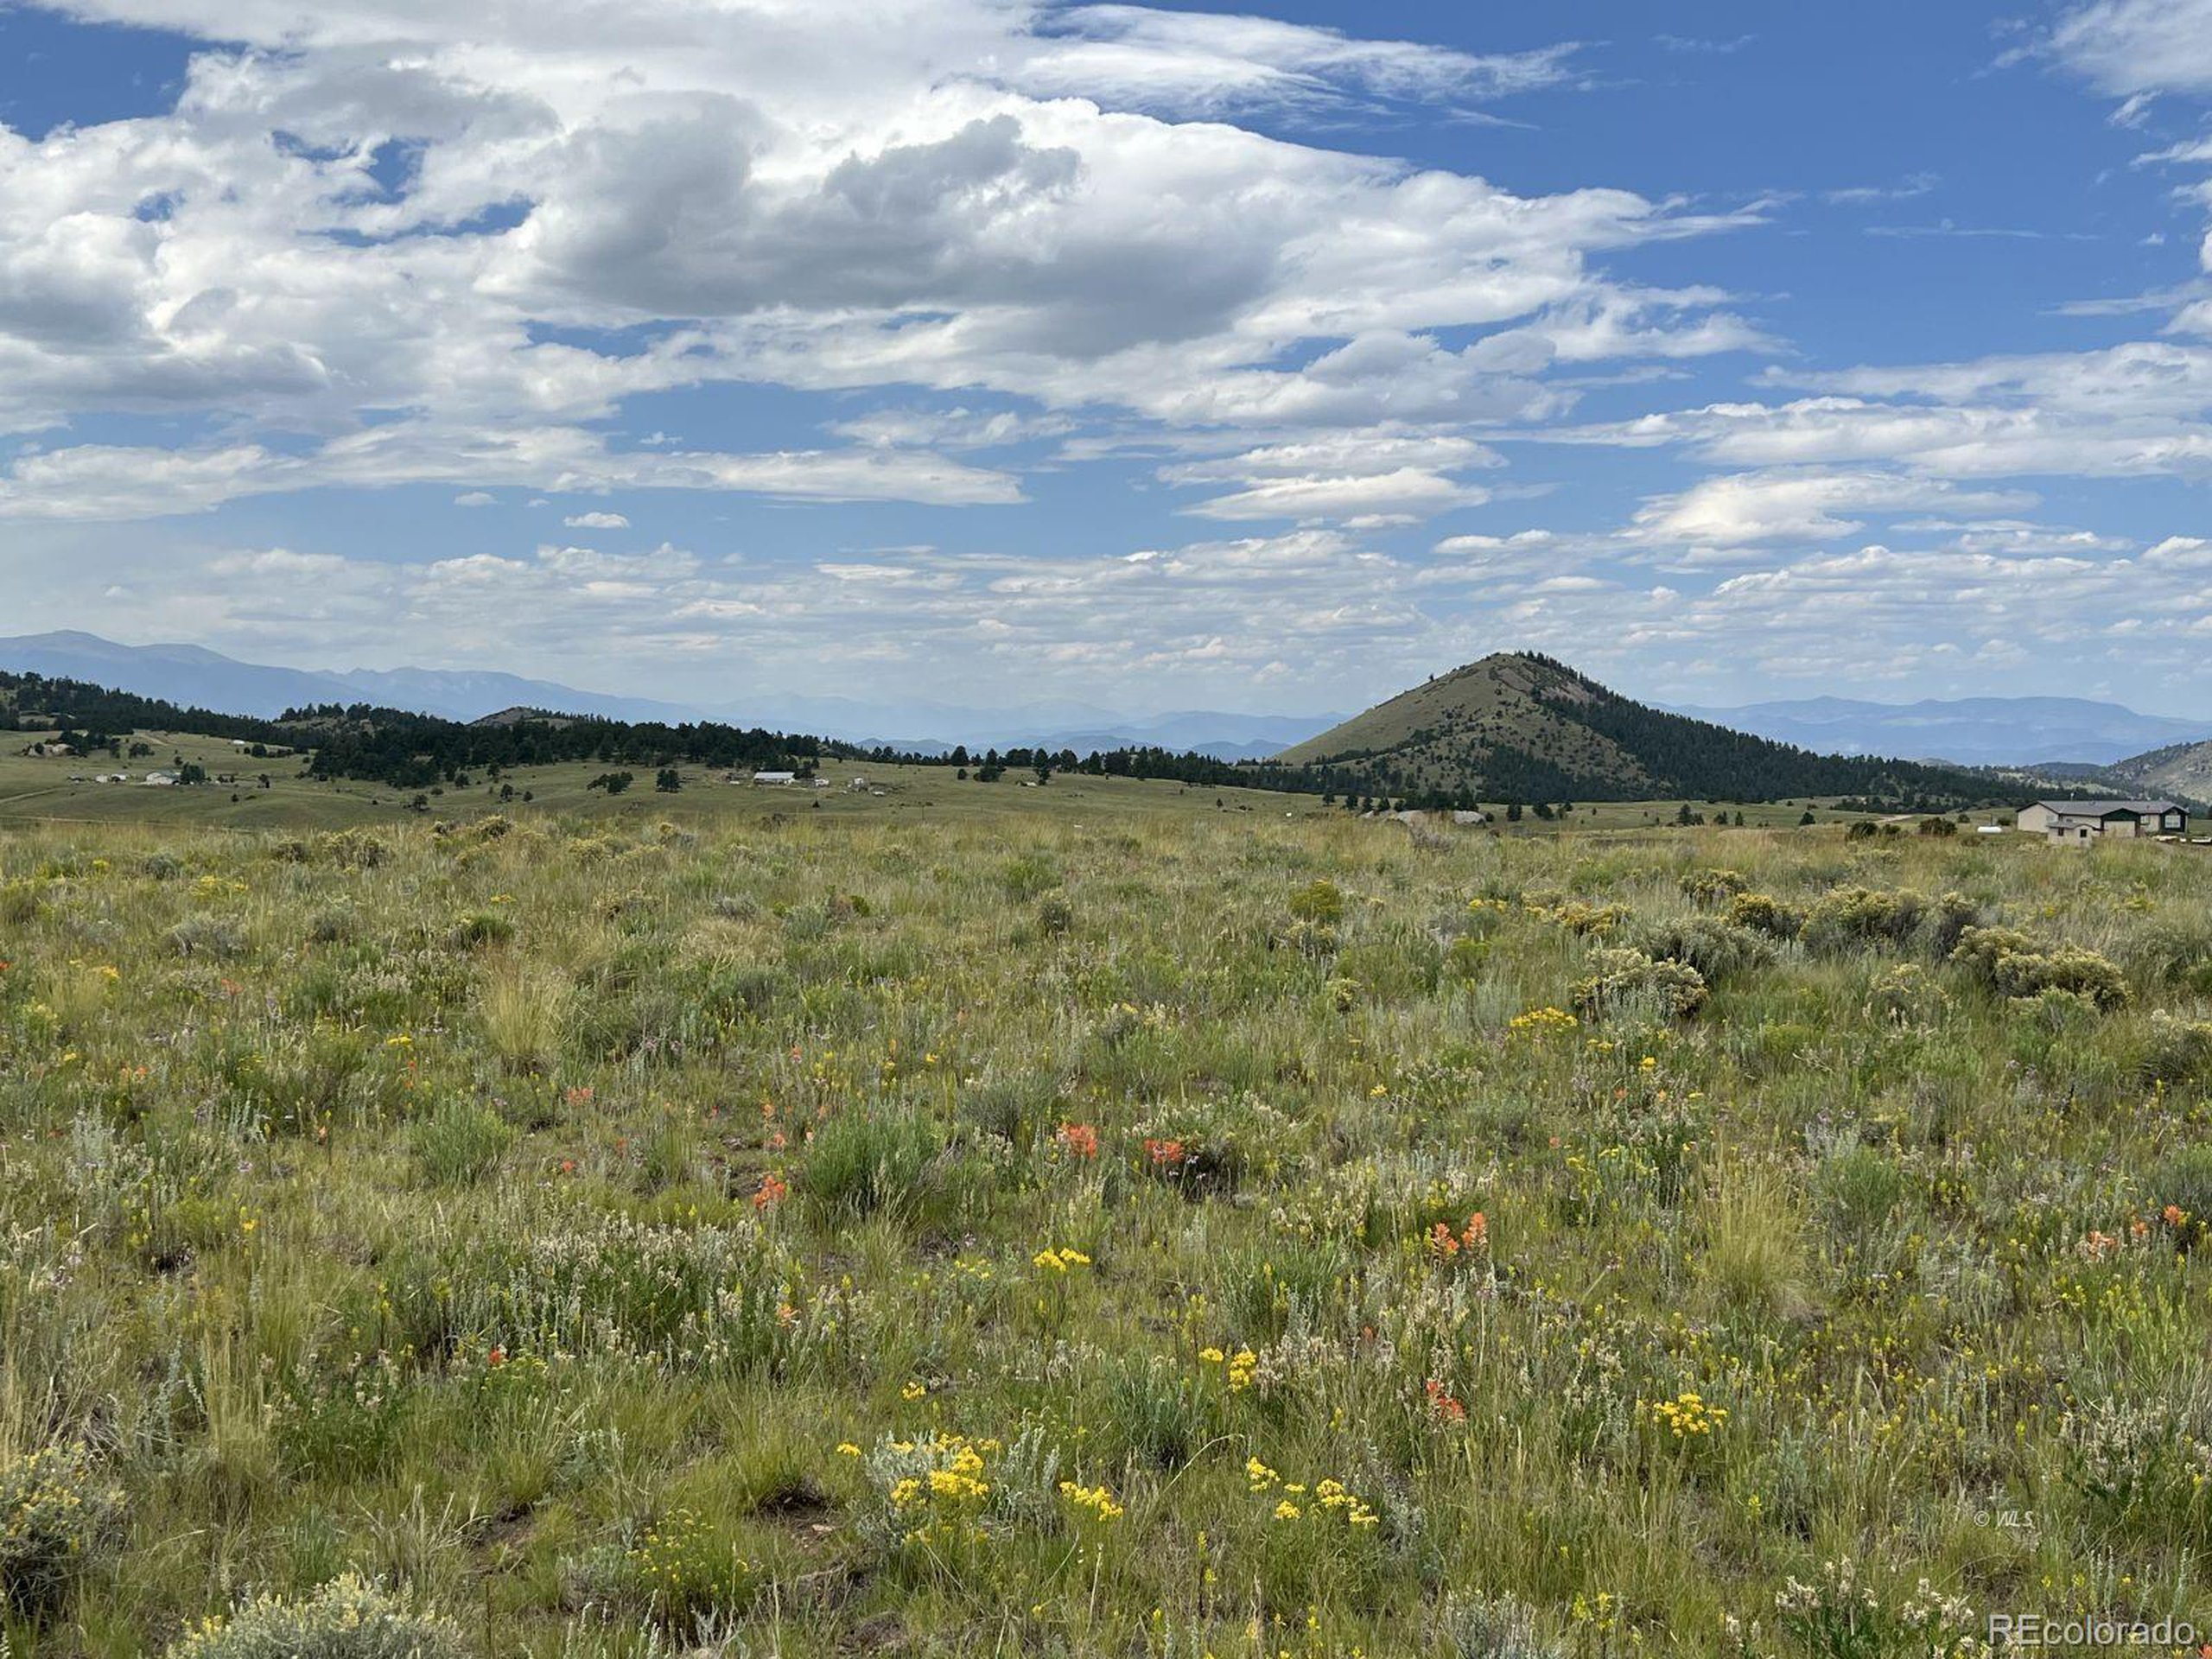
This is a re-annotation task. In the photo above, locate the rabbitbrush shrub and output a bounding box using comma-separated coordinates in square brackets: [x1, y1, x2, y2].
[1572, 946, 1708, 1020]
[165, 1573, 464, 1659]
[1952, 925, 2130, 1011]
[0, 1440, 126, 1618]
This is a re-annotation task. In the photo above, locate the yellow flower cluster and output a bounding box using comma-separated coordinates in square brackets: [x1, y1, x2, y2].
[1, 1440, 125, 1594]
[1200, 1346, 1258, 1389]
[1244, 1459, 1378, 1526]
[1640, 1390, 1728, 1439]
[874, 1433, 999, 1548]
[1508, 1006, 1578, 1034]
[1058, 1478, 1125, 1520]
[1032, 1246, 1093, 1273]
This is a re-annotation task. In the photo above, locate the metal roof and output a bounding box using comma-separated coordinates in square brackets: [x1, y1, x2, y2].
[2034, 799, 2184, 817]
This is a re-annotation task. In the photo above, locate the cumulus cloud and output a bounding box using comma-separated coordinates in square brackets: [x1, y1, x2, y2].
[9, 0, 2209, 709]
[0, 0, 1766, 527]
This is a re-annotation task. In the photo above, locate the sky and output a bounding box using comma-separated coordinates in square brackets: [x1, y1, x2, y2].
[1, 0, 2209, 719]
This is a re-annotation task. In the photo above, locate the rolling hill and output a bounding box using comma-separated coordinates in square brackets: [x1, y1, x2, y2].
[1672, 693, 2210, 767]
[2098, 738, 2212, 805]
[1276, 652, 2008, 804]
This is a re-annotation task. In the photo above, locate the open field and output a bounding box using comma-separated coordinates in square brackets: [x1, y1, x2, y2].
[0, 743, 1323, 832]
[6, 806, 2212, 1656]
[2, 728, 1973, 838]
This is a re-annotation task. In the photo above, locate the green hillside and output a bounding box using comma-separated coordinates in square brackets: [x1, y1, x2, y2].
[2106, 738, 2212, 806]
[1278, 652, 2009, 804]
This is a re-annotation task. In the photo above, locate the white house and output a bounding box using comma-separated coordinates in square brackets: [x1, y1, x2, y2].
[2017, 799, 2187, 843]
[143, 770, 181, 786]
[750, 770, 796, 786]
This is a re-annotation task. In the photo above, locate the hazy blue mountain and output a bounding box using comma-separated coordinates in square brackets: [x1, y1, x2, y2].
[1673, 694, 2211, 767]
[0, 632, 1337, 757]
[0, 631, 702, 725]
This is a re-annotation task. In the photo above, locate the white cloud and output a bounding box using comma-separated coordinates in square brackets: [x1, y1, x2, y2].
[1538, 341, 2212, 482]
[1628, 469, 2034, 552]
[563, 511, 631, 529]
[1014, 8, 1583, 118]
[0, 427, 1025, 519]
[2045, 0, 2212, 96]
[2044, 1, 2212, 272]
[0, 0, 1764, 529]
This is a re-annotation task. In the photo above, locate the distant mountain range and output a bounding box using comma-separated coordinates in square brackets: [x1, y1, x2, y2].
[1280, 653, 2003, 804]
[7, 631, 2198, 778]
[1673, 694, 2210, 767]
[0, 632, 1338, 760]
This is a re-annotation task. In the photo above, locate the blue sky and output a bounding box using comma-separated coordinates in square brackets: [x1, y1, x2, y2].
[1, 0, 2209, 718]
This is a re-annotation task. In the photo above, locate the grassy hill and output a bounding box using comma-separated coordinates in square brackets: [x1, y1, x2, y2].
[1279, 652, 2009, 805]
[2102, 737, 2212, 806]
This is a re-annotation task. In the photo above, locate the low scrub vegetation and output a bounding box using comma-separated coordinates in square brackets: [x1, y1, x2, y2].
[3, 813, 2210, 1654]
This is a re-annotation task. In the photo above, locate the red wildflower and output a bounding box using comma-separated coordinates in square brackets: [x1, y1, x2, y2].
[1056, 1122, 1100, 1159]
[753, 1172, 791, 1211]
[1424, 1378, 1466, 1422]
[1143, 1137, 1188, 1167]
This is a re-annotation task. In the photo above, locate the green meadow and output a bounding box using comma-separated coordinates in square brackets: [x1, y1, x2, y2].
[4, 799, 2211, 1656]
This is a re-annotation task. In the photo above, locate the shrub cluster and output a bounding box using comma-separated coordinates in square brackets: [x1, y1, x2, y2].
[0, 1440, 127, 1619]
[166, 1573, 464, 1659]
[1951, 925, 2130, 1012]
[1571, 947, 1709, 1021]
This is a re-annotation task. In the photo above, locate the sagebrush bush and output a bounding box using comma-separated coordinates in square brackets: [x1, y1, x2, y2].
[1634, 914, 1774, 983]
[166, 1573, 465, 1659]
[1726, 889, 1802, 939]
[1571, 946, 1708, 1020]
[2141, 1011, 2212, 1085]
[0, 1440, 127, 1618]
[1677, 867, 1749, 904]
[1799, 884, 1927, 952]
[1434, 1591, 1564, 1659]
[1866, 962, 1949, 1026]
[1952, 925, 2129, 1010]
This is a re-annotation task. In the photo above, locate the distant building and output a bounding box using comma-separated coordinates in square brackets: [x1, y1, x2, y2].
[2018, 799, 2186, 843]
[143, 770, 181, 786]
[750, 770, 796, 785]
